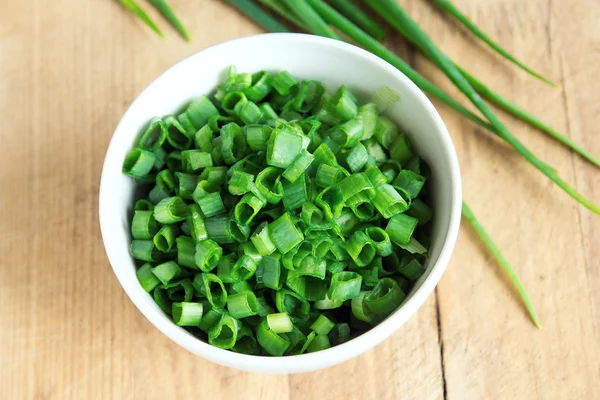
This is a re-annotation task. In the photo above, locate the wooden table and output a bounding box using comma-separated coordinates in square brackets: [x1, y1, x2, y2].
[2, 0, 599, 398]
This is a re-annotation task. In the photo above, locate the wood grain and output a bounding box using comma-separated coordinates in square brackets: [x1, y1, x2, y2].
[0, 0, 598, 398]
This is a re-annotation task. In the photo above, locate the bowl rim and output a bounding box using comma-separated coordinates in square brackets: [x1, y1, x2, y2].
[99, 32, 462, 373]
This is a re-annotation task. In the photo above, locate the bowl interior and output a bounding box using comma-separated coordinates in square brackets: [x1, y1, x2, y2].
[100, 33, 461, 373]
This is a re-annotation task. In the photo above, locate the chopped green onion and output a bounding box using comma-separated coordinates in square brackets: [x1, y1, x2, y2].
[267, 127, 304, 169]
[187, 204, 208, 242]
[245, 124, 272, 151]
[306, 334, 331, 353]
[154, 196, 187, 224]
[124, 65, 433, 355]
[310, 314, 335, 336]
[351, 291, 374, 322]
[250, 223, 277, 256]
[220, 122, 248, 164]
[195, 192, 226, 218]
[230, 280, 253, 294]
[139, 117, 166, 150]
[275, 288, 310, 318]
[198, 308, 224, 332]
[393, 170, 425, 200]
[227, 290, 259, 319]
[194, 272, 228, 309]
[256, 318, 290, 356]
[153, 225, 178, 252]
[269, 212, 304, 254]
[286, 255, 328, 301]
[255, 167, 284, 204]
[398, 237, 428, 254]
[282, 174, 311, 211]
[329, 322, 351, 345]
[194, 239, 222, 272]
[346, 231, 377, 267]
[267, 312, 294, 333]
[344, 142, 368, 172]
[232, 324, 259, 355]
[364, 277, 405, 314]
[406, 199, 433, 226]
[365, 226, 392, 256]
[234, 193, 266, 226]
[282, 150, 315, 183]
[374, 116, 398, 149]
[122, 148, 156, 178]
[130, 240, 161, 262]
[329, 271, 362, 302]
[175, 172, 197, 200]
[339, 173, 375, 206]
[208, 314, 239, 350]
[262, 253, 284, 289]
[181, 150, 212, 172]
[136, 263, 161, 292]
[372, 184, 409, 218]
[397, 256, 425, 281]
[386, 213, 418, 246]
[131, 210, 158, 240]
[172, 302, 203, 326]
[152, 261, 181, 285]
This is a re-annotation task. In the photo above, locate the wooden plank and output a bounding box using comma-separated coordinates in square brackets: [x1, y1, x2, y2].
[405, 0, 600, 398]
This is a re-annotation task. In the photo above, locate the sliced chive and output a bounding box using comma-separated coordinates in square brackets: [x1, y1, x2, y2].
[122, 148, 156, 178]
[172, 302, 203, 326]
[227, 291, 259, 319]
[195, 239, 222, 272]
[256, 318, 291, 356]
[386, 213, 418, 246]
[268, 212, 304, 254]
[131, 210, 158, 240]
[136, 263, 161, 292]
[208, 314, 239, 350]
[152, 261, 181, 285]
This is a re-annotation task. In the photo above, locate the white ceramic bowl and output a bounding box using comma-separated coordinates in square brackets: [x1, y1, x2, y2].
[99, 33, 461, 374]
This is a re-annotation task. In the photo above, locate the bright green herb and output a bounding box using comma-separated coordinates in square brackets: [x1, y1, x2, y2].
[124, 67, 434, 355]
[328, 0, 385, 41]
[117, 0, 164, 38]
[462, 203, 541, 328]
[149, 0, 190, 41]
[225, 0, 291, 33]
[431, 0, 556, 86]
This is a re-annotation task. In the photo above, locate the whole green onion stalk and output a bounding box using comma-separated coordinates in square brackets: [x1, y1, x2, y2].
[117, 0, 163, 37]
[364, 0, 600, 215]
[149, 0, 191, 41]
[431, 0, 557, 87]
[462, 203, 542, 328]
